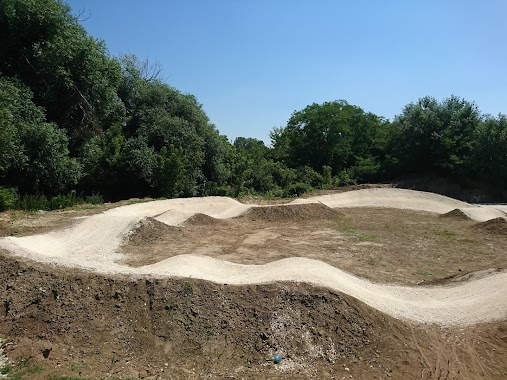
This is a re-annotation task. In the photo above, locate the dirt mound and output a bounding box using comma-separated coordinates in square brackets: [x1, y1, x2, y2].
[440, 208, 471, 220]
[125, 217, 176, 245]
[1, 253, 506, 379]
[473, 217, 507, 234]
[237, 203, 340, 223]
[181, 213, 223, 226]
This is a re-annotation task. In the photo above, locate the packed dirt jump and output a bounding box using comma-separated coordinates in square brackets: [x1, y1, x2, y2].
[1, 188, 506, 379]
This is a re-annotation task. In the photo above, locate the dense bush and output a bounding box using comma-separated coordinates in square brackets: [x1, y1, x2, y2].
[284, 182, 313, 197]
[15, 192, 104, 211]
[0, 187, 19, 211]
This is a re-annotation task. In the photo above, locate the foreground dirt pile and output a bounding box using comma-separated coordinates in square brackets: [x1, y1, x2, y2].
[1, 253, 506, 379]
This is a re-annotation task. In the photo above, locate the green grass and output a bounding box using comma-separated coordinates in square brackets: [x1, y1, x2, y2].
[182, 282, 194, 296]
[68, 362, 82, 372]
[0, 364, 13, 375]
[355, 232, 377, 242]
[0, 357, 46, 380]
[48, 377, 139, 380]
[415, 270, 433, 278]
[435, 230, 457, 240]
[339, 227, 377, 242]
[72, 205, 101, 211]
[27, 366, 43, 374]
[125, 198, 155, 205]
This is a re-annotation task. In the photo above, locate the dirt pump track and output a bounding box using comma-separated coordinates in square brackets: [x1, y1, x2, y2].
[1, 188, 506, 327]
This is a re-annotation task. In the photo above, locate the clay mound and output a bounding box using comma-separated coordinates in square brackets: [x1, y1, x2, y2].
[181, 213, 223, 226]
[440, 208, 472, 220]
[472, 217, 507, 234]
[237, 203, 340, 222]
[125, 217, 177, 245]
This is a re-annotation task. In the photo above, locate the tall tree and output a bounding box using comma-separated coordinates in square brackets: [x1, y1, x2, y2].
[0, 77, 80, 195]
[0, 0, 125, 152]
[389, 95, 481, 177]
[470, 114, 507, 190]
[276, 100, 384, 174]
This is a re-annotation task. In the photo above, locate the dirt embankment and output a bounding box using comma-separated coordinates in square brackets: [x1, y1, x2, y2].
[1, 253, 507, 380]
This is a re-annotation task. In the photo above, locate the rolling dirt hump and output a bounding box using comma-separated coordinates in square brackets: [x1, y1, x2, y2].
[472, 217, 507, 234]
[237, 203, 340, 222]
[181, 213, 223, 226]
[440, 208, 472, 220]
[125, 217, 176, 245]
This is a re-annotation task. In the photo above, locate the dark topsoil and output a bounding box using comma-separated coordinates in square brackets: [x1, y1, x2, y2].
[1, 252, 506, 380]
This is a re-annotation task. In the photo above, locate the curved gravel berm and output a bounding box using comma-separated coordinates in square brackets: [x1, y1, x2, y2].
[1, 188, 506, 327]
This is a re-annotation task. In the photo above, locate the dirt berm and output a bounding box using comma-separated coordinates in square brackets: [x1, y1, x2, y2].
[1, 253, 506, 380]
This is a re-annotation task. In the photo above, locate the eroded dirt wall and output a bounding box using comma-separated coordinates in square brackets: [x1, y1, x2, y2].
[0, 252, 506, 379]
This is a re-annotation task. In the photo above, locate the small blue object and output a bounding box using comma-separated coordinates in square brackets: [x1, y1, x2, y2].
[273, 354, 282, 364]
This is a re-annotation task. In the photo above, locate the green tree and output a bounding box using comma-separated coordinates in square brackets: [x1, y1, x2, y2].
[154, 145, 185, 198]
[118, 57, 231, 196]
[470, 114, 507, 190]
[276, 100, 385, 176]
[0, 0, 125, 152]
[269, 126, 290, 163]
[118, 137, 157, 197]
[389, 95, 481, 177]
[283, 100, 353, 171]
[0, 90, 24, 176]
[79, 125, 124, 198]
[81, 126, 159, 200]
[0, 77, 80, 195]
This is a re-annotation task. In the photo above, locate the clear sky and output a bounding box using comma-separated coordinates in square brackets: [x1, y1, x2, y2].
[65, 0, 507, 144]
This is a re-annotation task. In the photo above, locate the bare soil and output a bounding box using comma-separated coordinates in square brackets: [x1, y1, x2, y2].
[0, 196, 506, 379]
[120, 205, 507, 285]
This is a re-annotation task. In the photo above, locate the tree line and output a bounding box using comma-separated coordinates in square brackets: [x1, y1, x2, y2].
[1, 0, 506, 210]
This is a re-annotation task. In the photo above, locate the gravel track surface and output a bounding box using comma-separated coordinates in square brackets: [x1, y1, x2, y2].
[1, 188, 506, 327]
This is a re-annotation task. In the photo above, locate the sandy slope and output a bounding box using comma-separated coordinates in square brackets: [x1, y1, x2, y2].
[294, 188, 507, 221]
[292, 187, 470, 213]
[1, 188, 506, 326]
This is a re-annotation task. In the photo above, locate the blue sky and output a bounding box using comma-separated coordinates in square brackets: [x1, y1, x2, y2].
[65, 0, 507, 144]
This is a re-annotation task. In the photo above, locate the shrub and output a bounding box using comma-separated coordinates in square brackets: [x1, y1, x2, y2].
[284, 182, 313, 197]
[0, 187, 19, 211]
[348, 156, 381, 183]
[85, 194, 103, 204]
[48, 193, 83, 210]
[208, 185, 229, 197]
[17, 194, 49, 211]
[322, 165, 333, 189]
[334, 170, 357, 187]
